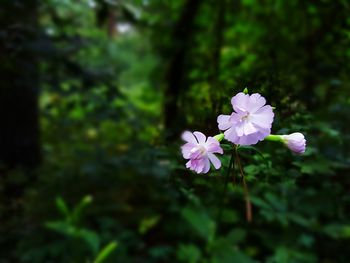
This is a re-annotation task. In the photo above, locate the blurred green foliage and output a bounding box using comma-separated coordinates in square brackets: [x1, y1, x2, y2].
[1, 0, 350, 262]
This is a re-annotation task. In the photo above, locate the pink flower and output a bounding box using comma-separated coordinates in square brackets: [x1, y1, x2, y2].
[181, 131, 223, 174]
[217, 92, 274, 145]
[281, 132, 306, 154]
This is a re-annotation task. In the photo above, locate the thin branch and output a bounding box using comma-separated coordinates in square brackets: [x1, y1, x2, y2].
[235, 146, 253, 223]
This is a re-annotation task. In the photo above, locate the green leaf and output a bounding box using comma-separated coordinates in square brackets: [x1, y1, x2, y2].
[149, 246, 173, 259]
[324, 224, 350, 239]
[221, 209, 239, 224]
[45, 221, 76, 237]
[55, 197, 70, 219]
[94, 241, 118, 263]
[177, 244, 201, 263]
[78, 228, 100, 255]
[71, 195, 93, 224]
[225, 228, 246, 244]
[212, 248, 256, 263]
[139, 215, 161, 234]
[181, 206, 216, 243]
[45, 221, 100, 254]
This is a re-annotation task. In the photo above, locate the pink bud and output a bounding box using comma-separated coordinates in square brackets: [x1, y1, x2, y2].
[281, 132, 306, 154]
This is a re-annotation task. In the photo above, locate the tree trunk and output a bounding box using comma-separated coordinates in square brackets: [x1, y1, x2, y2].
[164, 0, 201, 139]
[0, 0, 41, 169]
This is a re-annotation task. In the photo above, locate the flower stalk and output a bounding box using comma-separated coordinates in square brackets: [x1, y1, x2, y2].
[264, 134, 284, 142]
[235, 146, 252, 223]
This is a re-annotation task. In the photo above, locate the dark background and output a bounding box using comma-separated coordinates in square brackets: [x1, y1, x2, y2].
[0, 0, 350, 262]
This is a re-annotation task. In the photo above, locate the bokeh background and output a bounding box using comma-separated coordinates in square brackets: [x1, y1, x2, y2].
[1, 0, 350, 262]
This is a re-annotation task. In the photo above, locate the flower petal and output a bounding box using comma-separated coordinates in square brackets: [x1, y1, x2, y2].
[237, 133, 259, 145]
[208, 153, 221, 169]
[193, 131, 206, 144]
[195, 159, 205, 173]
[243, 121, 257, 135]
[181, 131, 198, 144]
[250, 105, 274, 129]
[231, 92, 249, 113]
[205, 137, 224, 154]
[247, 93, 266, 113]
[224, 127, 239, 144]
[207, 143, 223, 154]
[181, 142, 196, 159]
[217, 114, 232, 130]
[235, 128, 270, 145]
[235, 122, 245, 137]
[202, 158, 211, 173]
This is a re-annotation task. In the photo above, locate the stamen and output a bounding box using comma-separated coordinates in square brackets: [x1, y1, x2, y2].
[241, 112, 250, 121]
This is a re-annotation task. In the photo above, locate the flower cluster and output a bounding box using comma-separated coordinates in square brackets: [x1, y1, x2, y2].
[181, 90, 307, 173]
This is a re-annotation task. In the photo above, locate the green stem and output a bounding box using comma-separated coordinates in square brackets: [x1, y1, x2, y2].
[264, 134, 284, 142]
[235, 146, 252, 223]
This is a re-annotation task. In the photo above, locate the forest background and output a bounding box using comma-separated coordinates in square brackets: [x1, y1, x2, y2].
[1, 0, 350, 262]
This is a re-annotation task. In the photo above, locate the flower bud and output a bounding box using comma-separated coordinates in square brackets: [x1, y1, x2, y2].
[281, 132, 306, 154]
[213, 133, 224, 142]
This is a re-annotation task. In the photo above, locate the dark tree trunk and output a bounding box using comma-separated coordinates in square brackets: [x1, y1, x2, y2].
[0, 2, 40, 260]
[164, 0, 201, 139]
[0, 0, 41, 169]
[208, 0, 227, 133]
